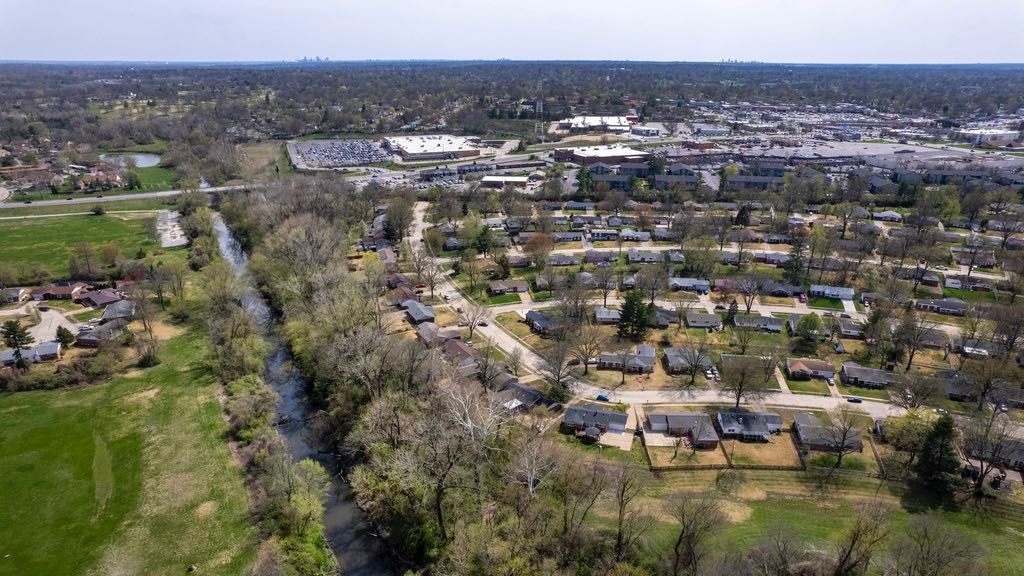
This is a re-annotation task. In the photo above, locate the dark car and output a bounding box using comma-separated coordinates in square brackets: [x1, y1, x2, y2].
[847, 396, 863, 403]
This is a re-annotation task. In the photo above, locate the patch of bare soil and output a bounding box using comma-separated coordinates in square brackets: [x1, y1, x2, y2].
[195, 500, 217, 518]
[720, 500, 754, 523]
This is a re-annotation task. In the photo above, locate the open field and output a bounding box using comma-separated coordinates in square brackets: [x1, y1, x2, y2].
[0, 327, 257, 575]
[0, 213, 183, 279]
[0, 197, 175, 217]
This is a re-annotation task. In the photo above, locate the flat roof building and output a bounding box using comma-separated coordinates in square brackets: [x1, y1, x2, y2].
[383, 135, 481, 161]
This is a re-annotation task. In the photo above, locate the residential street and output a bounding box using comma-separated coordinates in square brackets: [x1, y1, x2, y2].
[410, 201, 907, 419]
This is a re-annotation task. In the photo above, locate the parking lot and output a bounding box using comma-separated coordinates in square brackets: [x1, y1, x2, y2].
[291, 139, 392, 168]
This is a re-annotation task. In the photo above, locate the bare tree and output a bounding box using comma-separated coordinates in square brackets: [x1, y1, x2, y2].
[572, 320, 605, 375]
[539, 338, 574, 393]
[407, 243, 430, 281]
[963, 355, 1015, 411]
[882, 515, 982, 576]
[736, 274, 767, 314]
[823, 405, 864, 481]
[506, 346, 523, 377]
[671, 291, 697, 333]
[463, 301, 490, 340]
[893, 373, 944, 409]
[610, 464, 653, 562]
[505, 428, 556, 497]
[593, 265, 617, 307]
[894, 309, 940, 371]
[958, 409, 1020, 495]
[551, 452, 608, 552]
[719, 355, 774, 408]
[733, 326, 756, 355]
[747, 527, 808, 576]
[637, 265, 668, 305]
[827, 502, 890, 576]
[677, 335, 712, 386]
[667, 491, 724, 576]
[422, 261, 443, 301]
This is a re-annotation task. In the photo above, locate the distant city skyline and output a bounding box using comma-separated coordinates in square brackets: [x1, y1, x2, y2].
[1, 0, 1022, 64]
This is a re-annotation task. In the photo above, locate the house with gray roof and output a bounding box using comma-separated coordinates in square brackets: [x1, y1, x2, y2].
[620, 229, 651, 242]
[598, 345, 656, 374]
[101, 300, 136, 323]
[627, 248, 661, 264]
[663, 347, 713, 374]
[562, 404, 628, 435]
[668, 277, 710, 294]
[647, 412, 719, 448]
[840, 362, 898, 389]
[76, 318, 129, 348]
[794, 412, 863, 453]
[810, 284, 855, 300]
[716, 410, 783, 442]
[915, 297, 967, 316]
[401, 300, 435, 324]
[547, 253, 579, 267]
[733, 314, 784, 332]
[594, 307, 621, 325]
[685, 311, 723, 329]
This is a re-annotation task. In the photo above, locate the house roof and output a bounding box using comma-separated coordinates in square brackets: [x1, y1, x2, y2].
[402, 300, 435, 322]
[786, 357, 835, 374]
[564, 404, 628, 429]
[841, 362, 898, 385]
[101, 299, 135, 322]
[663, 347, 713, 369]
[648, 412, 719, 443]
[595, 307, 621, 321]
[716, 409, 782, 437]
[794, 412, 862, 450]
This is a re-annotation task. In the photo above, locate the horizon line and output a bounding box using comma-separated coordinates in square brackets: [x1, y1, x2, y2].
[2, 58, 1024, 67]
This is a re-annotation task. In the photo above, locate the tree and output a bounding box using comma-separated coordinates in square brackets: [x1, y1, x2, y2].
[963, 355, 1015, 411]
[736, 274, 767, 315]
[783, 229, 810, 285]
[55, 325, 76, 347]
[506, 346, 523, 377]
[893, 309, 939, 371]
[422, 262, 442, 301]
[551, 452, 608, 553]
[719, 355, 773, 408]
[827, 502, 890, 576]
[667, 491, 723, 576]
[895, 373, 944, 409]
[795, 313, 824, 342]
[733, 326, 756, 355]
[915, 415, 962, 495]
[958, 409, 1020, 495]
[883, 516, 983, 576]
[165, 260, 189, 303]
[572, 321, 605, 375]
[505, 429, 556, 497]
[636, 265, 667, 305]
[594, 265, 617, 307]
[540, 338, 574, 398]
[726, 298, 739, 326]
[463, 301, 490, 340]
[68, 241, 100, 279]
[1, 319, 35, 371]
[610, 464, 653, 562]
[823, 406, 864, 480]
[523, 233, 554, 270]
[677, 335, 712, 386]
[618, 289, 650, 342]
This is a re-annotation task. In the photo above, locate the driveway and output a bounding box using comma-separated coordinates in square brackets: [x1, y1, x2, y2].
[28, 307, 78, 343]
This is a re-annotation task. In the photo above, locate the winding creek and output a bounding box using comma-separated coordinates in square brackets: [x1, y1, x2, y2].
[213, 216, 396, 576]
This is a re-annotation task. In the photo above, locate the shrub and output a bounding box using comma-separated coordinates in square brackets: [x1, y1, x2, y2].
[91, 204, 106, 215]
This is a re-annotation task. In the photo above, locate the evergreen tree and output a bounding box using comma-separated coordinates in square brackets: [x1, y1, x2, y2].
[915, 415, 962, 495]
[726, 298, 738, 325]
[1, 319, 35, 371]
[783, 232, 809, 286]
[618, 290, 649, 342]
[56, 325, 76, 347]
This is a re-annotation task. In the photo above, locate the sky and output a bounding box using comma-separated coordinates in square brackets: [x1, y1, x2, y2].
[2, 0, 1023, 64]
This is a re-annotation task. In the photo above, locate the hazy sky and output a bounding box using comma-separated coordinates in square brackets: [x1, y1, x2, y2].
[2, 0, 1023, 63]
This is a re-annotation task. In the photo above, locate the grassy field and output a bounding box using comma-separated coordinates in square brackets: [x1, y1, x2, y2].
[4, 166, 178, 203]
[0, 197, 175, 217]
[0, 214, 182, 278]
[134, 166, 178, 191]
[0, 328, 257, 575]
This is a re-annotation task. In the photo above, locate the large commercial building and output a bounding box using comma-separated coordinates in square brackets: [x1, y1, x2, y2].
[557, 115, 636, 133]
[382, 135, 481, 161]
[553, 145, 651, 166]
[952, 128, 1021, 144]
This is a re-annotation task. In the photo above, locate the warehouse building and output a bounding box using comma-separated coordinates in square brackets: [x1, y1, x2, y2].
[383, 135, 481, 161]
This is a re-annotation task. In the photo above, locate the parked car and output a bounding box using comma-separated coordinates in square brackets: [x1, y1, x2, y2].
[798, 293, 807, 303]
[596, 394, 610, 402]
[840, 313, 852, 318]
[935, 408, 948, 415]
[826, 377, 835, 386]
[477, 319, 488, 326]
[567, 359, 581, 366]
[847, 396, 863, 403]
[834, 342, 846, 354]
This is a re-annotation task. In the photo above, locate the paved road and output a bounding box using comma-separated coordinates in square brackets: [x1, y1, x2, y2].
[410, 202, 905, 419]
[0, 184, 247, 209]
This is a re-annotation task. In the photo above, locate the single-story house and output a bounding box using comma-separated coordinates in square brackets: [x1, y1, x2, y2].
[669, 277, 710, 294]
[443, 338, 478, 373]
[840, 362, 898, 389]
[552, 231, 584, 243]
[838, 319, 864, 339]
[733, 314, 784, 333]
[401, 300, 435, 324]
[627, 249, 662, 264]
[525, 310, 559, 336]
[794, 412, 863, 453]
[716, 410, 783, 442]
[547, 253, 579, 267]
[594, 307, 621, 325]
[620, 229, 651, 242]
[872, 210, 903, 222]
[562, 404, 628, 435]
[936, 370, 976, 402]
[786, 358, 835, 380]
[647, 412, 720, 448]
[495, 379, 551, 414]
[589, 229, 619, 241]
[915, 297, 967, 316]
[32, 282, 88, 301]
[663, 346, 713, 374]
[488, 280, 529, 294]
[598, 345, 656, 373]
[78, 289, 121, 309]
[76, 318, 129, 348]
[685, 311, 723, 329]
[0, 341, 62, 366]
[443, 238, 465, 251]
[100, 299, 135, 323]
[810, 284, 855, 300]
[584, 250, 617, 264]
[3, 287, 30, 303]
[416, 322, 460, 348]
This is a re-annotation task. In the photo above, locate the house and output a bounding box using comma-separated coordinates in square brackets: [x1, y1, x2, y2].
[0, 341, 62, 366]
[416, 322, 460, 348]
[653, 174, 699, 190]
[589, 228, 619, 241]
[936, 370, 976, 402]
[668, 277, 710, 294]
[100, 299, 135, 323]
[647, 412, 720, 448]
[443, 338, 478, 373]
[488, 280, 529, 294]
[786, 358, 835, 380]
[620, 229, 651, 242]
[756, 251, 791, 266]
[763, 282, 803, 297]
[915, 297, 967, 316]
[838, 319, 864, 339]
[32, 282, 88, 301]
[3, 287, 30, 303]
[401, 300, 435, 324]
[653, 227, 675, 241]
[840, 362, 898, 389]
[495, 379, 551, 413]
[525, 310, 559, 336]
[809, 284, 855, 300]
[794, 412, 862, 453]
[584, 250, 617, 264]
[547, 253, 579, 267]
[716, 410, 783, 442]
[594, 307, 621, 325]
[950, 246, 997, 267]
[667, 250, 687, 264]
[565, 200, 596, 211]
[551, 231, 584, 243]
[377, 246, 398, 270]
[78, 289, 121, 308]
[598, 345, 656, 373]
[763, 233, 791, 244]
[663, 347, 713, 374]
[733, 314, 784, 333]
[627, 248, 661, 264]
[562, 404, 628, 435]
[76, 318, 129, 348]
[685, 311, 723, 329]
[872, 210, 903, 222]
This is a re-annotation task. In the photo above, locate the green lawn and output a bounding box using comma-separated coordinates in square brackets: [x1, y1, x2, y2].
[0, 214, 181, 280]
[838, 383, 892, 401]
[787, 378, 831, 395]
[0, 328, 257, 575]
[807, 296, 845, 310]
[133, 166, 178, 191]
[486, 292, 522, 305]
[942, 287, 996, 302]
[4, 166, 178, 203]
[0, 197, 175, 217]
